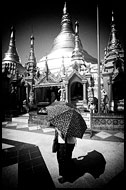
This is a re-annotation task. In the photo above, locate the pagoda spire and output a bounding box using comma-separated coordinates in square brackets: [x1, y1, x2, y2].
[72, 21, 84, 63]
[74, 21, 80, 51]
[61, 1, 74, 33]
[28, 34, 36, 63]
[102, 10, 124, 112]
[9, 26, 16, 47]
[75, 20, 79, 35]
[63, 1, 67, 14]
[71, 21, 85, 72]
[26, 33, 37, 77]
[107, 10, 122, 53]
[2, 26, 21, 76]
[3, 26, 20, 63]
[50, 1, 74, 53]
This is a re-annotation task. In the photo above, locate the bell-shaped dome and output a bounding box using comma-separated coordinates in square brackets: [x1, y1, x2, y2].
[38, 2, 97, 75]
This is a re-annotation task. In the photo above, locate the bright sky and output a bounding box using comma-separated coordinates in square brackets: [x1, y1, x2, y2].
[2, 0, 123, 66]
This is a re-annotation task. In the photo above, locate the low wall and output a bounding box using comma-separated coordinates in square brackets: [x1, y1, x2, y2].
[91, 113, 124, 131]
[28, 111, 124, 131]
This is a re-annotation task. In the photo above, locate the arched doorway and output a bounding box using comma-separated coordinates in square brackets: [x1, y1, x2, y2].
[70, 82, 83, 101]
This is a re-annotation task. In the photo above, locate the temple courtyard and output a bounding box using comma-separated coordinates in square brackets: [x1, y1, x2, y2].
[2, 113, 124, 189]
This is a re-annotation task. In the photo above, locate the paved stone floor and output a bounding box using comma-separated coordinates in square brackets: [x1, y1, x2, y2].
[2, 113, 125, 189]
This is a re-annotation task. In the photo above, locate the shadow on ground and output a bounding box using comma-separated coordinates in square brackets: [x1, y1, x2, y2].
[60, 150, 106, 183]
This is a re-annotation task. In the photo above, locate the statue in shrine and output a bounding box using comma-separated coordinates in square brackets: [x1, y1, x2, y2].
[51, 90, 56, 103]
[88, 82, 95, 112]
[58, 84, 65, 101]
[29, 91, 34, 105]
[22, 99, 29, 113]
[101, 86, 109, 113]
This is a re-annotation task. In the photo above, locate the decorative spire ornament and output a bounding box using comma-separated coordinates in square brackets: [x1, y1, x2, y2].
[72, 21, 84, 61]
[63, 1, 67, 14]
[61, 1, 73, 32]
[50, 1, 74, 53]
[75, 21, 79, 35]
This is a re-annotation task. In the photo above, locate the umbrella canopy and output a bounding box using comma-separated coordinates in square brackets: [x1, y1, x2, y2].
[49, 108, 87, 138]
[46, 101, 79, 121]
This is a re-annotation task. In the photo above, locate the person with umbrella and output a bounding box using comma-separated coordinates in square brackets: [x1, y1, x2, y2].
[47, 102, 87, 183]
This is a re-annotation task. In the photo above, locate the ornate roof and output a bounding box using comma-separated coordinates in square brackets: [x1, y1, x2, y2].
[65, 69, 86, 82]
[35, 72, 61, 88]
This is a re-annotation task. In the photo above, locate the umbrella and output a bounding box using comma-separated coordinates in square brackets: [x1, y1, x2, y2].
[49, 108, 87, 138]
[46, 101, 80, 121]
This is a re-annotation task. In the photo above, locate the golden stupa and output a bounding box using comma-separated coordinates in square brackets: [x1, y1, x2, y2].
[37, 2, 97, 76]
[38, 2, 78, 74]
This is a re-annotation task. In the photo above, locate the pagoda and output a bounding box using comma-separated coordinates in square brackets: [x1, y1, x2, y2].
[25, 34, 37, 105]
[2, 26, 26, 118]
[102, 11, 124, 112]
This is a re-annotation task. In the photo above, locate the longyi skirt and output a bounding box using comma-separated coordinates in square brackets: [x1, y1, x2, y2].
[57, 143, 75, 178]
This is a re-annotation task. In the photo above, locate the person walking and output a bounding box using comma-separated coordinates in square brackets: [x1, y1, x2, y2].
[53, 128, 76, 183]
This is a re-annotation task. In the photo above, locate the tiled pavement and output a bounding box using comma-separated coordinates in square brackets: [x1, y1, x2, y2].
[2, 139, 55, 190]
[2, 113, 125, 189]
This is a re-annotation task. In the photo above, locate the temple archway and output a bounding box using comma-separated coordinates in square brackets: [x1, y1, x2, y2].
[70, 82, 83, 101]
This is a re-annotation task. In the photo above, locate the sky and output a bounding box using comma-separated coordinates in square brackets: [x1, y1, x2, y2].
[2, 0, 124, 66]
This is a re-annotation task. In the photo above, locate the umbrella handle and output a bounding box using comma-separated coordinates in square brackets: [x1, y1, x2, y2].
[54, 129, 58, 140]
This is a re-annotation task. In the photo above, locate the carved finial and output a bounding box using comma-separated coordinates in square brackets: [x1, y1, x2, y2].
[30, 34, 34, 46]
[10, 26, 15, 39]
[10, 26, 16, 46]
[112, 10, 114, 23]
[7, 26, 17, 55]
[63, 2, 67, 14]
[30, 25, 34, 46]
[75, 21, 79, 35]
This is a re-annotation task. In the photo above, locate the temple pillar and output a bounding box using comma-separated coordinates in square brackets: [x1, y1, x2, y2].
[65, 81, 68, 102]
[82, 79, 87, 106]
[107, 75, 114, 111]
[25, 81, 29, 104]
